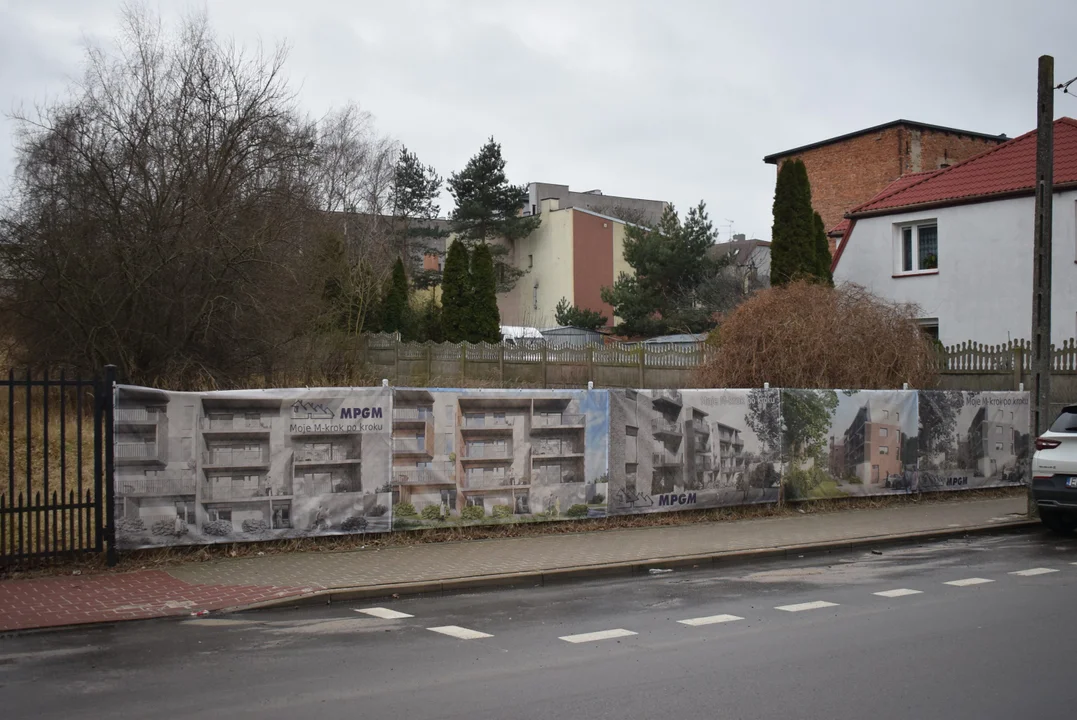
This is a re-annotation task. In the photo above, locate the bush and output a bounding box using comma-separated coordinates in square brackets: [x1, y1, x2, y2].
[393, 502, 417, 517]
[420, 504, 444, 521]
[118, 517, 146, 534]
[696, 281, 938, 389]
[491, 504, 513, 519]
[590, 493, 605, 505]
[460, 505, 485, 522]
[368, 504, 388, 517]
[151, 519, 175, 536]
[242, 518, 270, 533]
[340, 515, 368, 532]
[202, 520, 232, 537]
[565, 504, 590, 518]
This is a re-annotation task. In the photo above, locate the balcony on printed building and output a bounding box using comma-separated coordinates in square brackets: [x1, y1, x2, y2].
[392, 462, 456, 487]
[462, 472, 530, 492]
[460, 440, 515, 464]
[202, 477, 292, 502]
[393, 390, 436, 435]
[460, 413, 516, 437]
[531, 439, 584, 460]
[116, 438, 166, 466]
[117, 472, 196, 497]
[392, 435, 433, 458]
[652, 449, 684, 467]
[202, 447, 270, 470]
[293, 442, 362, 467]
[200, 397, 280, 438]
[652, 416, 682, 438]
[530, 412, 586, 433]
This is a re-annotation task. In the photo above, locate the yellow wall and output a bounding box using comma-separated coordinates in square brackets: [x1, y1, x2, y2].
[499, 200, 574, 328]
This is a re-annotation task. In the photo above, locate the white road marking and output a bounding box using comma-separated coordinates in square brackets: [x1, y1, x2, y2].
[774, 601, 839, 612]
[355, 607, 414, 619]
[559, 629, 638, 643]
[1009, 568, 1059, 577]
[427, 625, 493, 640]
[678, 614, 744, 627]
[944, 578, 994, 587]
[874, 588, 923, 598]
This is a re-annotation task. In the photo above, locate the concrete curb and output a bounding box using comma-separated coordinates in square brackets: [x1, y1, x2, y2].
[226, 518, 1040, 614]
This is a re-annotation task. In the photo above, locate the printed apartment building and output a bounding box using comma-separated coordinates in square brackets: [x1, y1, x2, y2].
[198, 397, 288, 532]
[840, 403, 904, 484]
[617, 390, 747, 496]
[391, 390, 456, 511]
[115, 388, 197, 531]
[966, 407, 1017, 477]
[454, 396, 587, 515]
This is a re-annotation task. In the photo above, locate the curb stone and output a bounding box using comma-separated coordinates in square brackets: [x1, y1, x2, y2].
[225, 518, 1040, 613]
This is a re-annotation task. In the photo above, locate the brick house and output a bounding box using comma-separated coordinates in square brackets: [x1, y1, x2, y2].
[764, 120, 1008, 253]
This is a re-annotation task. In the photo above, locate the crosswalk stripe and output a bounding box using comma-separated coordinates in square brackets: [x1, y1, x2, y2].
[944, 578, 994, 587]
[1010, 568, 1059, 576]
[427, 625, 493, 640]
[559, 628, 637, 643]
[873, 588, 923, 598]
[678, 614, 744, 627]
[775, 601, 838, 612]
[355, 607, 413, 619]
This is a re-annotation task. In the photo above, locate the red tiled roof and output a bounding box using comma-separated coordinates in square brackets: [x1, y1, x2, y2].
[827, 218, 850, 237]
[849, 117, 1077, 215]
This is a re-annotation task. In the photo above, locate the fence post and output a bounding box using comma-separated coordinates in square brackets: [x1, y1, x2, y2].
[499, 343, 505, 384]
[103, 365, 118, 568]
[541, 344, 548, 389]
[460, 343, 467, 386]
[586, 344, 594, 385]
[1012, 346, 1024, 391]
[425, 343, 433, 384]
[638, 348, 645, 388]
[394, 341, 401, 386]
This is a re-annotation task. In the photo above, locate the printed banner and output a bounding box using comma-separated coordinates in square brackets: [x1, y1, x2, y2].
[916, 391, 1030, 491]
[781, 389, 919, 499]
[607, 389, 782, 515]
[389, 389, 609, 527]
[114, 385, 392, 549]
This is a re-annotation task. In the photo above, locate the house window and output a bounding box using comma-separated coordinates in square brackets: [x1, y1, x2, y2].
[879, 427, 889, 438]
[879, 446, 889, 455]
[917, 318, 940, 342]
[528, 254, 533, 269]
[899, 222, 938, 273]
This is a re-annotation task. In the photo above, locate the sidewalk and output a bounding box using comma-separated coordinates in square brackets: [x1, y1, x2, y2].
[0, 496, 1032, 633]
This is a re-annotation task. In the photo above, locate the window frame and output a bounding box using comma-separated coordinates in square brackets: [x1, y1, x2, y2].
[894, 220, 940, 276]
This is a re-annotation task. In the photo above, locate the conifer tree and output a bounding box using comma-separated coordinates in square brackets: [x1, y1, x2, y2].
[770, 159, 816, 286]
[440, 240, 471, 342]
[469, 242, 501, 343]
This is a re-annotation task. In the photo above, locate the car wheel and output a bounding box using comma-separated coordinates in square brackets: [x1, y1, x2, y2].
[1039, 508, 1077, 535]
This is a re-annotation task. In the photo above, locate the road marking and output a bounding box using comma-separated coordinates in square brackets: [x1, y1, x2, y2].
[678, 614, 744, 627]
[775, 601, 839, 612]
[944, 578, 994, 587]
[355, 607, 414, 619]
[427, 625, 493, 640]
[559, 629, 638, 643]
[874, 588, 923, 598]
[1009, 568, 1059, 577]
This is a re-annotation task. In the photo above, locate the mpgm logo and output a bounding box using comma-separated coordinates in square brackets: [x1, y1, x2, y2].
[291, 400, 334, 420]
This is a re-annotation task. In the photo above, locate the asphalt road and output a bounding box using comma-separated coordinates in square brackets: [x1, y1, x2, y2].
[3, 530, 1076, 720]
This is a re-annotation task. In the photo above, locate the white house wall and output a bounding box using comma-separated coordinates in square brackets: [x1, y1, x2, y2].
[835, 191, 1077, 346]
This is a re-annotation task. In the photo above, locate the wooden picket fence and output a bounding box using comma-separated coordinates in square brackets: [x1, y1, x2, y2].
[940, 338, 1077, 373]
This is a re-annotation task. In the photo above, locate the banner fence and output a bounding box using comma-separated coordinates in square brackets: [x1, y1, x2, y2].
[112, 385, 1030, 549]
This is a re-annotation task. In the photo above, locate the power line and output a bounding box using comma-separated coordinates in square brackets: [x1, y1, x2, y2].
[1056, 74, 1077, 97]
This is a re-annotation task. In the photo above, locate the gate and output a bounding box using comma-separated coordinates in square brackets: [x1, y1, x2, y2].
[0, 366, 116, 567]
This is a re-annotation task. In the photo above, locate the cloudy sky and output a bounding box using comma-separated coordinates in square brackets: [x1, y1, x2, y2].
[2, 0, 1076, 240]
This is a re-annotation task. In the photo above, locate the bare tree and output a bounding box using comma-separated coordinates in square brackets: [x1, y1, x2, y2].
[0, 5, 328, 383]
[0, 5, 399, 383]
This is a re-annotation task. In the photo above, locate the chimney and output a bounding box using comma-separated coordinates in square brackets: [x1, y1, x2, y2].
[540, 197, 560, 213]
[732, 233, 746, 242]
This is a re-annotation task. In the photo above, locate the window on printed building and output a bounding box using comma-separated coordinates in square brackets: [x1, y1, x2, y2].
[879, 427, 888, 437]
[995, 425, 1003, 435]
[879, 446, 889, 455]
[995, 441, 1004, 451]
[898, 222, 938, 273]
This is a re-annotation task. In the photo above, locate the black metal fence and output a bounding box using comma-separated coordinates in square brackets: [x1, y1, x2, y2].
[0, 367, 116, 567]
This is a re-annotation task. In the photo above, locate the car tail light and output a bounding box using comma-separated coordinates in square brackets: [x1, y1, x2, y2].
[1035, 437, 1062, 451]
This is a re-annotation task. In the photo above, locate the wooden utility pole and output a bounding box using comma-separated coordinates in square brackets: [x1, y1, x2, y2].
[1030, 54, 1054, 516]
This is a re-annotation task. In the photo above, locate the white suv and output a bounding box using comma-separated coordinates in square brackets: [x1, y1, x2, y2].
[1032, 404, 1077, 533]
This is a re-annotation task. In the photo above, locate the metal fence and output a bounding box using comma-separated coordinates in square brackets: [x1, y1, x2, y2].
[1, 367, 116, 567]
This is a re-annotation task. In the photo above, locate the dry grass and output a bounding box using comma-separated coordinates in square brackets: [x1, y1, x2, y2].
[1, 486, 1027, 580]
[698, 281, 939, 389]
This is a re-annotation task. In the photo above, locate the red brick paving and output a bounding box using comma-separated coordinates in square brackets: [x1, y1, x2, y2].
[0, 570, 307, 632]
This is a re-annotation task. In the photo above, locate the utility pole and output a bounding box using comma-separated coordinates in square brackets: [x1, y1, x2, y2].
[1030, 55, 1054, 516]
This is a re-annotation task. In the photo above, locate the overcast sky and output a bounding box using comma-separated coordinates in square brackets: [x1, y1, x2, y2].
[2, 0, 1076, 241]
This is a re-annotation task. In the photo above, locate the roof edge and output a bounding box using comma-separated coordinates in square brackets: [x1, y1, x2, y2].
[763, 119, 1008, 164]
[848, 180, 1077, 220]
